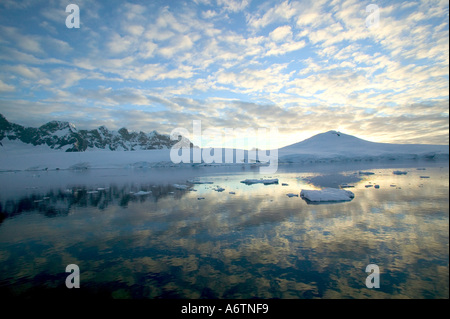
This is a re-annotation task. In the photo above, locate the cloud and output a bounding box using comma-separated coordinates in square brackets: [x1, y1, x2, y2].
[217, 0, 251, 13]
[0, 79, 15, 92]
[0, 0, 448, 146]
[269, 25, 292, 42]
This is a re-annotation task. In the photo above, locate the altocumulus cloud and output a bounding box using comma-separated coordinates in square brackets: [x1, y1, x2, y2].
[0, 0, 448, 147]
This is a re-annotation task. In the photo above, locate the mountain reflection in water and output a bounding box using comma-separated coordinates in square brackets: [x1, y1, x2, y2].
[0, 161, 448, 299]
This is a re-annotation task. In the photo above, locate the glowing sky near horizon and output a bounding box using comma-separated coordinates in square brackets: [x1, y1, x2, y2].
[0, 0, 448, 148]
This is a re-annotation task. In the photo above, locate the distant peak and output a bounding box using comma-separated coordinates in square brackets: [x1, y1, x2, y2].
[326, 130, 341, 136]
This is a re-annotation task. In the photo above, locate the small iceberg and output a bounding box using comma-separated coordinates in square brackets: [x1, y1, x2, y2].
[173, 184, 189, 190]
[187, 180, 214, 184]
[133, 191, 152, 196]
[300, 188, 354, 203]
[393, 170, 408, 175]
[359, 171, 375, 175]
[240, 178, 279, 185]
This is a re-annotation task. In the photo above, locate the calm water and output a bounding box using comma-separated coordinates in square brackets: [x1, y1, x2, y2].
[0, 160, 448, 299]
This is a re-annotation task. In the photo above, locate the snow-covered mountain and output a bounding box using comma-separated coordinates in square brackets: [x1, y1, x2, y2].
[0, 114, 193, 152]
[278, 130, 448, 162]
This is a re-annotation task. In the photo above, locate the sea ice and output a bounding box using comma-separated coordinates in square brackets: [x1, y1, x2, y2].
[133, 191, 152, 196]
[173, 184, 189, 190]
[187, 180, 214, 184]
[300, 188, 354, 202]
[240, 178, 279, 185]
[359, 171, 375, 175]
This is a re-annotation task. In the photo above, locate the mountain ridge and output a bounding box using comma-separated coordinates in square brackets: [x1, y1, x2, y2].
[0, 114, 193, 152]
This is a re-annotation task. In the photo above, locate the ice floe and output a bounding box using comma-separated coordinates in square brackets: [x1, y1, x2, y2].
[300, 188, 354, 202]
[133, 191, 152, 196]
[240, 178, 279, 185]
[187, 180, 214, 184]
[359, 171, 375, 175]
[173, 184, 189, 190]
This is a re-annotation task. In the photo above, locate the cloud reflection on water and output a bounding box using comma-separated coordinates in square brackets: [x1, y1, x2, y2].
[0, 163, 448, 299]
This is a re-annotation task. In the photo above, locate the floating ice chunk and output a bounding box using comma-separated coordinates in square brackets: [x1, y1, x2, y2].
[133, 191, 152, 196]
[393, 170, 408, 175]
[240, 178, 279, 185]
[173, 184, 189, 190]
[187, 180, 214, 184]
[300, 188, 354, 202]
[286, 193, 298, 197]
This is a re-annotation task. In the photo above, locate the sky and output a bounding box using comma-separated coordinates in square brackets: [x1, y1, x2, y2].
[0, 0, 448, 149]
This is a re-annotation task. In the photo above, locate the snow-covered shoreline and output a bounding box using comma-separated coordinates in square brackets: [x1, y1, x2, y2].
[0, 131, 448, 172]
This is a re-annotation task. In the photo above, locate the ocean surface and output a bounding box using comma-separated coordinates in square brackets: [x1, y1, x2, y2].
[0, 160, 448, 299]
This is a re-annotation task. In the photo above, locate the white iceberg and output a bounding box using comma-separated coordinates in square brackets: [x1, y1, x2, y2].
[359, 171, 375, 175]
[240, 178, 279, 185]
[300, 188, 354, 202]
[133, 191, 152, 196]
[173, 184, 189, 190]
[187, 180, 214, 184]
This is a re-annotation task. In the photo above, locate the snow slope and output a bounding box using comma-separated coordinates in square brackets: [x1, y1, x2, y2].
[278, 130, 448, 163]
[0, 130, 448, 171]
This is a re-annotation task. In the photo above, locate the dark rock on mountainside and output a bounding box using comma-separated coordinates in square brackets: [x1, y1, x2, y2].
[0, 114, 193, 152]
